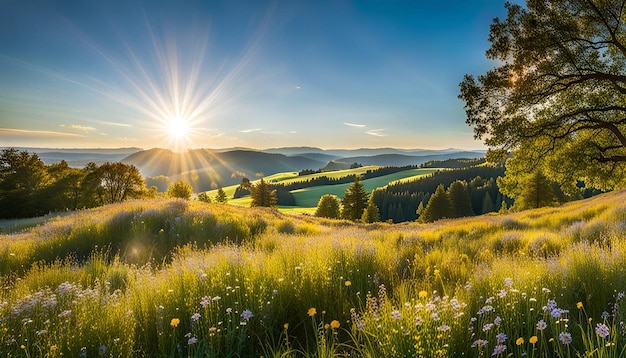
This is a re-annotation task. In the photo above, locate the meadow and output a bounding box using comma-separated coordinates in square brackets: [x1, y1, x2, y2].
[2, 190, 626, 357]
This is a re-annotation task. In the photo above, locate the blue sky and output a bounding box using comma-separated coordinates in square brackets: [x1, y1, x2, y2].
[0, 0, 509, 151]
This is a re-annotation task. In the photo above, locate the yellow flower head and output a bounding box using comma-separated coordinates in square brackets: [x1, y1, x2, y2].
[549, 338, 554, 343]
[283, 323, 289, 330]
[170, 318, 180, 327]
[418, 290, 428, 299]
[577, 301, 583, 309]
[529, 336, 538, 344]
[344, 280, 352, 287]
[516, 337, 524, 345]
[330, 320, 340, 329]
[434, 269, 440, 276]
[324, 323, 330, 330]
[20, 345, 25, 350]
[307, 307, 317, 317]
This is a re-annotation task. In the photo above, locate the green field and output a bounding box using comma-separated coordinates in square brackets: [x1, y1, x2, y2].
[2, 191, 626, 356]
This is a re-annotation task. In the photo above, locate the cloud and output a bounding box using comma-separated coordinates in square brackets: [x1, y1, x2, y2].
[94, 120, 133, 128]
[239, 128, 261, 133]
[62, 124, 97, 133]
[344, 122, 366, 128]
[0, 127, 83, 137]
[366, 129, 388, 137]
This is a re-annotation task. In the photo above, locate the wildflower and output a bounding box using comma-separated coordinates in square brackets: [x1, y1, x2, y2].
[558, 332, 572, 345]
[20, 345, 25, 349]
[529, 336, 538, 344]
[419, 290, 428, 298]
[471, 339, 488, 348]
[494, 316, 502, 325]
[536, 320, 547, 331]
[551, 308, 563, 318]
[542, 288, 551, 294]
[357, 321, 365, 330]
[191, 313, 201, 322]
[99, 344, 107, 356]
[345, 281, 351, 286]
[504, 277, 513, 287]
[498, 289, 507, 298]
[241, 310, 254, 320]
[330, 320, 340, 329]
[391, 310, 402, 320]
[483, 323, 494, 331]
[596, 323, 610, 338]
[308, 307, 316, 316]
[188, 337, 198, 345]
[516, 337, 524, 345]
[284, 323, 289, 329]
[200, 296, 211, 307]
[434, 269, 440, 275]
[544, 300, 557, 312]
[437, 325, 451, 332]
[415, 316, 423, 326]
[496, 332, 507, 343]
[226, 307, 233, 314]
[170, 318, 180, 327]
[492, 344, 506, 355]
[602, 311, 610, 319]
[618, 292, 625, 300]
[577, 302, 583, 309]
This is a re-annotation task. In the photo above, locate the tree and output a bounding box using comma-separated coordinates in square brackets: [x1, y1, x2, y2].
[447, 180, 474, 218]
[166, 180, 193, 200]
[510, 170, 557, 211]
[0, 149, 50, 217]
[459, 0, 626, 193]
[215, 188, 228, 204]
[315, 194, 341, 219]
[250, 179, 277, 207]
[341, 176, 369, 221]
[361, 198, 380, 223]
[197, 192, 212, 203]
[97, 162, 146, 204]
[419, 184, 452, 223]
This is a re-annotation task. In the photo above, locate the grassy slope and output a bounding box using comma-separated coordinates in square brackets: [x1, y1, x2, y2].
[4, 191, 626, 356]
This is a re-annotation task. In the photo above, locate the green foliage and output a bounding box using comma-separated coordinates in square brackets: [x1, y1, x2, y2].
[341, 176, 369, 221]
[166, 180, 193, 200]
[197, 192, 212, 203]
[361, 199, 380, 223]
[459, 0, 626, 194]
[419, 184, 452, 223]
[250, 178, 277, 208]
[315, 194, 341, 219]
[215, 187, 228, 203]
[447, 180, 474, 218]
[512, 171, 558, 211]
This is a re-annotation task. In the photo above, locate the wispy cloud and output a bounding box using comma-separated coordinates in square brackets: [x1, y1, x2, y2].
[61, 124, 97, 133]
[344, 122, 366, 128]
[239, 128, 261, 133]
[366, 129, 387, 137]
[0, 128, 83, 137]
[94, 120, 133, 128]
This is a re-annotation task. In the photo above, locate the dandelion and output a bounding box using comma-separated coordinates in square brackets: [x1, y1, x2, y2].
[577, 302, 583, 309]
[241, 310, 254, 320]
[536, 319, 547, 331]
[345, 281, 351, 286]
[516, 337, 524, 345]
[330, 320, 340, 329]
[391, 310, 402, 320]
[188, 337, 198, 345]
[492, 344, 506, 355]
[558, 332, 572, 345]
[596, 323, 610, 338]
[529, 336, 538, 344]
[308, 307, 316, 316]
[170, 318, 180, 327]
[284, 323, 289, 329]
[419, 290, 428, 298]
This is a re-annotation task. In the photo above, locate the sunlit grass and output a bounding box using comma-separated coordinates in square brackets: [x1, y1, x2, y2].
[3, 191, 626, 356]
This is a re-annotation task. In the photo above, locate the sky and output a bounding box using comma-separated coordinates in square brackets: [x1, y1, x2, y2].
[0, 0, 510, 152]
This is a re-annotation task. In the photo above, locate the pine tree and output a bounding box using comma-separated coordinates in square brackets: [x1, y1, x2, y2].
[341, 176, 369, 221]
[419, 184, 452, 223]
[315, 194, 341, 219]
[447, 180, 474, 218]
[514, 170, 556, 211]
[215, 188, 228, 204]
[482, 191, 495, 214]
[250, 179, 277, 207]
[361, 198, 380, 223]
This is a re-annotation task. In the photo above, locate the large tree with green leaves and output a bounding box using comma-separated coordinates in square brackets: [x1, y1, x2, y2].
[250, 179, 277, 208]
[459, 0, 626, 193]
[166, 180, 193, 200]
[341, 176, 369, 221]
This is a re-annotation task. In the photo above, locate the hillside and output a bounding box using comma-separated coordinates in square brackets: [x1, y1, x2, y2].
[2, 191, 626, 356]
[337, 151, 485, 166]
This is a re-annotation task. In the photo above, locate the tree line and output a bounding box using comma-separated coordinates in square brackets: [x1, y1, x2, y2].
[0, 148, 148, 219]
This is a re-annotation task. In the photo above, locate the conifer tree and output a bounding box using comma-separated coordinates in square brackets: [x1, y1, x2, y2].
[419, 184, 452, 223]
[514, 170, 556, 211]
[482, 191, 495, 214]
[250, 179, 277, 208]
[447, 180, 474, 218]
[215, 187, 228, 204]
[361, 197, 380, 223]
[315, 194, 341, 219]
[341, 176, 369, 221]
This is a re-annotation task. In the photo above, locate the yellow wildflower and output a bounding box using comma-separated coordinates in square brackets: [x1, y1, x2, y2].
[330, 320, 340, 329]
[549, 338, 554, 343]
[577, 302, 583, 309]
[344, 280, 352, 287]
[307, 307, 316, 316]
[324, 323, 330, 329]
[20, 345, 25, 349]
[516, 337, 524, 345]
[170, 318, 180, 327]
[434, 269, 440, 275]
[418, 290, 428, 299]
[529, 336, 538, 344]
[283, 323, 289, 330]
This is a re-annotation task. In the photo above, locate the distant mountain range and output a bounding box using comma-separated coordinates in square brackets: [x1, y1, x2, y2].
[8, 146, 486, 191]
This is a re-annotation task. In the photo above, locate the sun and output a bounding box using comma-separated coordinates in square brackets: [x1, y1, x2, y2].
[167, 117, 191, 140]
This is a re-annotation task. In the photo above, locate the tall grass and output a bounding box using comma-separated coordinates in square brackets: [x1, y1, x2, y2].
[2, 192, 626, 356]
